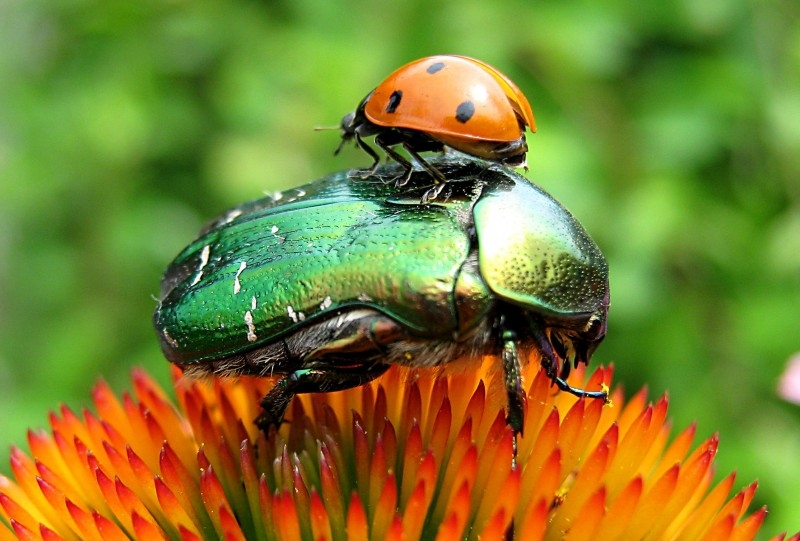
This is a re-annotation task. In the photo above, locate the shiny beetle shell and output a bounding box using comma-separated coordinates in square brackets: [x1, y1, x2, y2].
[154, 157, 608, 435]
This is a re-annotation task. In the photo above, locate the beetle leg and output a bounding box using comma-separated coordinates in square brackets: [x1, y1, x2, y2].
[530, 324, 610, 403]
[255, 311, 408, 432]
[501, 330, 525, 468]
[551, 375, 609, 401]
[304, 316, 406, 359]
[256, 362, 391, 432]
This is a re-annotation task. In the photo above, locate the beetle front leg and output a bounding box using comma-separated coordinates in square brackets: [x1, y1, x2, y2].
[552, 375, 609, 402]
[256, 362, 391, 433]
[530, 324, 609, 403]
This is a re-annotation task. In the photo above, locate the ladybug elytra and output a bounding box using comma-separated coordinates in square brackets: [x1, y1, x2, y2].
[336, 55, 536, 193]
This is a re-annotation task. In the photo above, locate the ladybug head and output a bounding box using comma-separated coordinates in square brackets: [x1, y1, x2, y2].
[335, 91, 378, 156]
[334, 111, 357, 156]
[339, 111, 357, 136]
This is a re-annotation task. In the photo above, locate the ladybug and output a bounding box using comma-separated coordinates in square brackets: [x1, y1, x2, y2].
[336, 55, 536, 193]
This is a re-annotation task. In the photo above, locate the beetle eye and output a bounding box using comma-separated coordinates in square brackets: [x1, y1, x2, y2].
[584, 314, 605, 339]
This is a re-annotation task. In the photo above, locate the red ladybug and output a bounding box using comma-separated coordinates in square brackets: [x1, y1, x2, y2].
[337, 55, 536, 188]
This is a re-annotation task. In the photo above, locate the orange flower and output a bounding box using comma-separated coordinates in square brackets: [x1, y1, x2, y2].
[0, 359, 797, 541]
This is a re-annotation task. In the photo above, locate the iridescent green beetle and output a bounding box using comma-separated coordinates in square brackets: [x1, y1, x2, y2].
[154, 157, 609, 436]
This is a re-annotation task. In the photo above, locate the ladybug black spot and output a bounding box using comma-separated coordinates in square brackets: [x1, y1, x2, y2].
[426, 61, 446, 74]
[455, 101, 475, 123]
[386, 90, 403, 113]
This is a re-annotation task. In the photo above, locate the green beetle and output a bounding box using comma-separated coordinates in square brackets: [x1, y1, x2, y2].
[154, 157, 609, 436]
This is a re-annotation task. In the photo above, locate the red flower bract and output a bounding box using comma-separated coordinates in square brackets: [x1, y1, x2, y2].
[0, 357, 797, 541]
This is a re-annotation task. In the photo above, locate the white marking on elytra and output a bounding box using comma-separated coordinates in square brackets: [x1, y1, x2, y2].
[320, 296, 333, 310]
[287, 305, 298, 323]
[190, 245, 212, 286]
[276, 188, 308, 203]
[244, 311, 257, 342]
[251, 295, 257, 310]
[221, 209, 243, 225]
[270, 225, 286, 243]
[233, 261, 247, 294]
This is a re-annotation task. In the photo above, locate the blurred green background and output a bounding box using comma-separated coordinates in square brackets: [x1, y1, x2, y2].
[1, 0, 798, 536]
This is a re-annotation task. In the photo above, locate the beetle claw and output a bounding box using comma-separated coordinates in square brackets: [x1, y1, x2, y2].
[553, 376, 609, 402]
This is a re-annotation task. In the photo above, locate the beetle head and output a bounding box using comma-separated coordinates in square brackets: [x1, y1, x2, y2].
[546, 291, 609, 380]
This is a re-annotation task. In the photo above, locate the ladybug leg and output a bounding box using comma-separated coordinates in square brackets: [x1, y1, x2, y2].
[375, 133, 449, 192]
[401, 143, 448, 186]
[333, 134, 351, 156]
[374, 132, 415, 185]
[354, 132, 382, 178]
[420, 182, 447, 203]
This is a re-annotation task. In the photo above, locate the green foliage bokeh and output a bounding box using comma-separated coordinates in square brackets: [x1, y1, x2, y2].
[1, 0, 798, 536]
